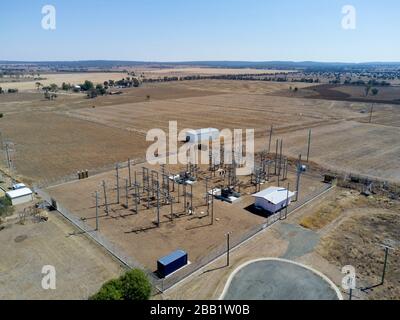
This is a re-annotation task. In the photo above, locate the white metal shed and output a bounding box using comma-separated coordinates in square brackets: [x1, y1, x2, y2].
[186, 128, 219, 143]
[6, 187, 34, 206]
[252, 187, 295, 213]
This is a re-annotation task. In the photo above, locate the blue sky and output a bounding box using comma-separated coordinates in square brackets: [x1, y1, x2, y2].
[0, 0, 399, 62]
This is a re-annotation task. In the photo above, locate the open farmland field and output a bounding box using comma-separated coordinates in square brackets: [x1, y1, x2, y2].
[0, 72, 127, 92]
[304, 84, 400, 105]
[64, 92, 366, 136]
[335, 85, 400, 102]
[1, 80, 400, 185]
[0, 112, 149, 184]
[266, 120, 400, 183]
[163, 79, 311, 94]
[137, 67, 294, 78]
[59, 82, 400, 183]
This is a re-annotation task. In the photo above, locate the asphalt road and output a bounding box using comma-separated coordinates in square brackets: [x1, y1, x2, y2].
[223, 260, 339, 300]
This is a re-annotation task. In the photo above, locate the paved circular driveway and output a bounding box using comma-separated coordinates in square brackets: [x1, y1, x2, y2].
[221, 259, 342, 300]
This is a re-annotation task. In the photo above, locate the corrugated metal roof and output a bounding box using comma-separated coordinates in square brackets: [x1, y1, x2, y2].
[6, 187, 33, 199]
[158, 250, 187, 266]
[252, 187, 295, 205]
[12, 183, 26, 190]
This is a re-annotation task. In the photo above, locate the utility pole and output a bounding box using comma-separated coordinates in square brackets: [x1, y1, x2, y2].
[205, 177, 210, 214]
[284, 183, 290, 220]
[102, 181, 109, 215]
[307, 129, 312, 163]
[156, 182, 160, 227]
[95, 191, 99, 231]
[128, 159, 132, 187]
[170, 195, 174, 221]
[5, 143, 11, 169]
[274, 139, 279, 175]
[125, 179, 129, 209]
[380, 244, 394, 285]
[278, 140, 283, 178]
[295, 154, 302, 202]
[183, 183, 187, 213]
[226, 232, 231, 267]
[369, 103, 374, 124]
[116, 164, 120, 204]
[268, 125, 273, 155]
[211, 190, 214, 225]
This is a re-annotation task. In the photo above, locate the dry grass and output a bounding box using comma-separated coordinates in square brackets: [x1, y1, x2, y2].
[300, 204, 343, 230]
[317, 205, 400, 300]
[0, 72, 127, 92]
[138, 67, 294, 77]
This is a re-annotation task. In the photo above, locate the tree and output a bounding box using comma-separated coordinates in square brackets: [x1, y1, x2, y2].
[371, 88, 379, 96]
[0, 87, 3, 94]
[87, 88, 98, 99]
[0, 113, 3, 118]
[35, 82, 42, 90]
[95, 84, 107, 95]
[90, 269, 151, 300]
[119, 269, 152, 300]
[132, 77, 140, 87]
[62, 82, 72, 91]
[49, 83, 58, 92]
[0, 197, 14, 218]
[90, 279, 123, 300]
[81, 80, 94, 91]
[365, 84, 372, 96]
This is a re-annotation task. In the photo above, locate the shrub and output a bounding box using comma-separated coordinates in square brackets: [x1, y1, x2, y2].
[0, 113, 3, 118]
[90, 269, 151, 300]
[119, 269, 152, 300]
[0, 197, 14, 218]
[90, 279, 123, 300]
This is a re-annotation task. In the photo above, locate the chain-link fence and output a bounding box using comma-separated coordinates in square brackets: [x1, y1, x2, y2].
[156, 182, 333, 292]
[34, 188, 160, 285]
[35, 176, 333, 293]
[33, 157, 148, 190]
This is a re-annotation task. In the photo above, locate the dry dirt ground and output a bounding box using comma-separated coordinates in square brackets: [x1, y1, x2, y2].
[137, 68, 293, 78]
[1, 79, 399, 185]
[159, 187, 400, 300]
[302, 84, 400, 105]
[0, 72, 127, 92]
[45, 161, 324, 272]
[0, 112, 149, 184]
[0, 211, 125, 300]
[1, 76, 399, 300]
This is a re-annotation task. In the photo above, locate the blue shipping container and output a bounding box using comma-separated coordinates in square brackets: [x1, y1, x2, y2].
[157, 250, 188, 278]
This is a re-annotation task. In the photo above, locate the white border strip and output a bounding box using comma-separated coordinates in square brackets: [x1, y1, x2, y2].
[219, 258, 343, 300]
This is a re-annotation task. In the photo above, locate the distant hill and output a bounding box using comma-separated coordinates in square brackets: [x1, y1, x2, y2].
[1, 60, 400, 72]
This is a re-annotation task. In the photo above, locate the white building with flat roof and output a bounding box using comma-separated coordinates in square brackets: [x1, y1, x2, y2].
[186, 128, 220, 144]
[252, 187, 295, 214]
[6, 187, 34, 206]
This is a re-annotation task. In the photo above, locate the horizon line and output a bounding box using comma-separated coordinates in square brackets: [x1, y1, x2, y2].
[1, 59, 400, 65]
